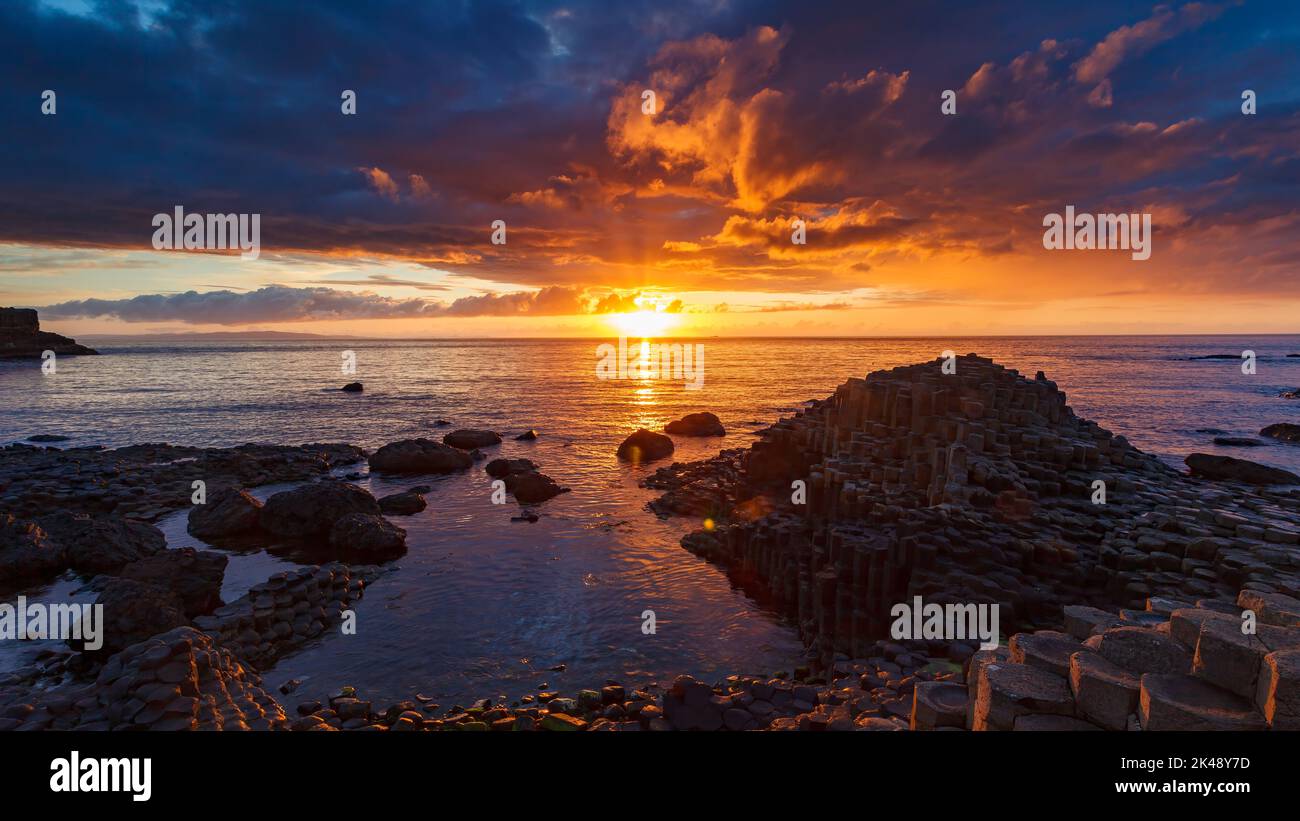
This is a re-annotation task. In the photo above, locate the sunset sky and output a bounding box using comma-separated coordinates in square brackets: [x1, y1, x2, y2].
[2, 0, 1298, 337]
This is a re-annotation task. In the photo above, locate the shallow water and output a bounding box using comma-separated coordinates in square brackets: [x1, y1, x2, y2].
[2, 336, 1299, 703]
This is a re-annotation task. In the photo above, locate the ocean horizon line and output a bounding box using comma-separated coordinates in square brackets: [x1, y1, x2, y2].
[75, 331, 1300, 342]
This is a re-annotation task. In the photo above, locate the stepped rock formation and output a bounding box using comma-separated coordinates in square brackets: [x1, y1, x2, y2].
[0, 307, 97, 358]
[648, 354, 1300, 665]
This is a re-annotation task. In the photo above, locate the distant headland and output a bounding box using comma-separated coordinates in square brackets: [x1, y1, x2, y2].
[0, 307, 97, 358]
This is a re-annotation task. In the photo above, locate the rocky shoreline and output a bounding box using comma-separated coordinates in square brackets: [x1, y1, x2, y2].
[1, 355, 1299, 730]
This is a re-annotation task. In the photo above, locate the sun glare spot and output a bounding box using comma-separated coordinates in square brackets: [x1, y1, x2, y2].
[609, 308, 677, 337]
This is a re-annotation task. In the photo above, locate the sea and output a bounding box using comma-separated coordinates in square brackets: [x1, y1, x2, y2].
[2, 335, 1298, 705]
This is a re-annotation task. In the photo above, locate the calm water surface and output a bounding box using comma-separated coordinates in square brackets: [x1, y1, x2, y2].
[2, 336, 1299, 704]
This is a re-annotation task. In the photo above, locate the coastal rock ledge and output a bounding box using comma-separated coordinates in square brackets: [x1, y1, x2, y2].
[0, 307, 97, 358]
[3, 354, 1299, 731]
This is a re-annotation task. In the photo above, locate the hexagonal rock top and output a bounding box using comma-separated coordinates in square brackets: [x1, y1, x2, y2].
[1139, 673, 1267, 730]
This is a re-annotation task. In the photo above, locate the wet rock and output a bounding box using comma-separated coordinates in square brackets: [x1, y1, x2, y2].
[187, 487, 262, 539]
[0, 513, 66, 584]
[485, 458, 537, 479]
[540, 712, 587, 731]
[503, 471, 569, 504]
[81, 578, 189, 657]
[515, 430, 539, 441]
[377, 490, 427, 515]
[665, 412, 726, 437]
[617, 428, 674, 463]
[1139, 673, 1267, 730]
[1261, 423, 1300, 443]
[1185, 453, 1300, 485]
[442, 429, 501, 450]
[1213, 436, 1265, 447]
[260, 480, 379, 539]
[117, 547, 227, 617]
[341, 382, 363, 393]
[328, 513, 406, 559]
[39, 512, 166, 575]
[369, 439, 472, 474]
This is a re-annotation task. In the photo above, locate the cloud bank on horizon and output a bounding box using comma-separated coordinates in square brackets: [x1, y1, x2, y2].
[2, 0, 1298, 332]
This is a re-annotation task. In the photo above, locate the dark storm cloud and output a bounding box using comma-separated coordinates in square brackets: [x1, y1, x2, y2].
[2, 0, 1299, 300]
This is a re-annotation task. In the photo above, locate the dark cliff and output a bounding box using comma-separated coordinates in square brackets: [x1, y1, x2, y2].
[0, 307, 98, 358]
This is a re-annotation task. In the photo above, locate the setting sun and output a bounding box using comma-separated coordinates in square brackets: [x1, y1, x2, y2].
[609, 309, 678, 337]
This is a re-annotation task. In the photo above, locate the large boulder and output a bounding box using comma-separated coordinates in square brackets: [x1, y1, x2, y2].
[0, 514, 67, 584]
[79, 578, 189, 657]
[1185, 453, 1300, 485]
[504, 472, 570, 505]
[485, 458, 538, 479]
[116, 548, 228, 617]
[617, 429, 675, 463]
[442, 429, 502, 450]
[665, 412, 726, 437]
[187, 487, 263, 539]
[328, 513, 406, 559]
[38, 513, 166, 575]
[369, 439, 472, 474]
[260, 481, 380, 540]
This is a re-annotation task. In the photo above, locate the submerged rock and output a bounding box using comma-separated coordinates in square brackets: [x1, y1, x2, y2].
[369, 439, 472, 474]
[443, 429, 502, 450]
[665, 412, 726, 437]
[341, 382, 364, 393]
[329, 513, 406, 559]
[1213, 436, 1265, 447]
[617, 428, 675, 463]
[378, 490, 427, 515]
[504, 471, 570, 504]
[485, 457, 537, 479]
[1261, 423, 1300, 443]
[1185, 453, 1300, 485]
[515, 429, 539, 441]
